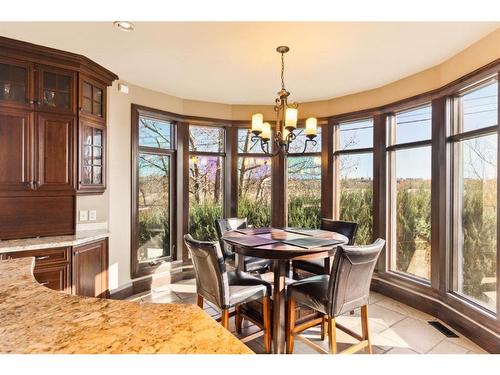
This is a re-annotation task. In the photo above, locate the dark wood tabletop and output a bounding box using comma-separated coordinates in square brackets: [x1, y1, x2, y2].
[221, 226, 348, 354]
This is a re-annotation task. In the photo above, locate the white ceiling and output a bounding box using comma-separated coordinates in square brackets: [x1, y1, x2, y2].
[0, 22, 498, 104]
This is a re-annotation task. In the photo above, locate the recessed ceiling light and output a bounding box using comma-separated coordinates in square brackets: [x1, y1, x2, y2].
[114, 21, 135, 32]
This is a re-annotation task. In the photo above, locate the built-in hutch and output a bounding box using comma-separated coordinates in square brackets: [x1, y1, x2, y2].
[0, 36, 117, 297]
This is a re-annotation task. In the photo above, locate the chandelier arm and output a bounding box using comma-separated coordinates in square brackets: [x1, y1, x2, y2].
[301, 138, 318, 154]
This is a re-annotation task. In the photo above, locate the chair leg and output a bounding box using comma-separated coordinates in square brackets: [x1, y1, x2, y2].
[286, 297, 296, 354]
[262, 296, 272, 354]
[235, 305, 242, 334]
[360, 305, 372, 354]
[327, 316, 337, 354]
[221, 309, 229, 329]
[320, 315, 327, 341]
[197, 294, 204, 309]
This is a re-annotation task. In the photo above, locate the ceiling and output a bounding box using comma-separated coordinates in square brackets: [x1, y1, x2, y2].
[0, 22, 498, 104]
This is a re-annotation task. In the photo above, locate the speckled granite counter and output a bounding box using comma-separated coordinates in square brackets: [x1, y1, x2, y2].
[0, 230, 109, 253]
[0, 258, 253, 354]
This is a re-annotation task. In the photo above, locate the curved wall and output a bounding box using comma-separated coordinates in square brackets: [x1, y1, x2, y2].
[95, 27, 500, 291]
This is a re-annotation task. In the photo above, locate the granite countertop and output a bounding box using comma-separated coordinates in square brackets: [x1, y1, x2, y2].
[0, 258, 253, 354]
[0, 229, 110, 253]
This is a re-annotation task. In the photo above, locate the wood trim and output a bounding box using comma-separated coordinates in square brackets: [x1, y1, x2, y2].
[321, 123, 334, 219]
[372, 113, 387, 268]
[431, 97, 449, 291]
[226, 126, 238, 217]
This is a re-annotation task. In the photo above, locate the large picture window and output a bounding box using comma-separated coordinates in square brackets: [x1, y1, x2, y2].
[335, 118, 373, 245]
[287, 128, 322, 228]
[188, 125, 225, 241]
[131, 108, 175, 277]
[237, 129, 272, 226]
[388, 105, 432, 281]
[451, 78, 498, 312]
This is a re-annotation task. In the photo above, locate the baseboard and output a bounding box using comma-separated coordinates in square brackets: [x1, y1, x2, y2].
[371, 277, 500, 353]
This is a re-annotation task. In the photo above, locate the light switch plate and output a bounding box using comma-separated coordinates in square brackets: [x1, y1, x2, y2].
[89, 210, 97, 221]
[79, 210, 89, 222]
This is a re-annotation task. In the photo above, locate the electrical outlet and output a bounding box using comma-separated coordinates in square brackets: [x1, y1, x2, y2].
[79, 210, 89, 222]
[89, 210, 97, 221]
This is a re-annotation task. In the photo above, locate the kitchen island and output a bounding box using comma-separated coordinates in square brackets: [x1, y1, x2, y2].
[0, 258, 252, 354]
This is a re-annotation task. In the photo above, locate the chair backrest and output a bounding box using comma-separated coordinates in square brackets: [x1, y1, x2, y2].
[214, 217, 248, 259]
[321, 218, 358, 245]
[327, 239, 385, 317]
[184, 234, 229, 309]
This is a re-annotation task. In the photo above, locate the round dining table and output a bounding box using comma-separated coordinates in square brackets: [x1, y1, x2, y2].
[221, 226, 348, 354]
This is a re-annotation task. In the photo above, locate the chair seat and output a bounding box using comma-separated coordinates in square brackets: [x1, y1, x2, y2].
[244, 256, 273, 272]
[287, 275, 330, 315]
[292, 258, 326, 275]
[226, 270, 272, 307]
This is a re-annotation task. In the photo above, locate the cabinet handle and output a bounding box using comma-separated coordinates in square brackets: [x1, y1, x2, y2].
[35, 255, 50, 261]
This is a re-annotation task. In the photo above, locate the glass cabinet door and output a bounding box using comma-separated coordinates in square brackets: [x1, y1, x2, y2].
[79, 120, 105, 192]
[80, 76, 105, 122]
[0, 61, 31, 107]
[38, 66, 75, 113]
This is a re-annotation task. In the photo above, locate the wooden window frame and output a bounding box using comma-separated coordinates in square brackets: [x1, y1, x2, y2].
[331, 117, 375, 238]
[385, 103, 433, 285]
[131, 105, 177, 278]
[448, 75, 499, 316]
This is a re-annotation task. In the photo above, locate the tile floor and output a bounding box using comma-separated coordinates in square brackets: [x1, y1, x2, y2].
[125, 276, 488, 354]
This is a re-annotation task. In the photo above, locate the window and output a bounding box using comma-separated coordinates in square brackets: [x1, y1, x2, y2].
[132, 109, 175, 277]
[287, 127, 322, 228]
[237, 129, 272, 227]
[188, 125, 225, 241]
[388, 104, 432, 281]
[335, 118, 373, 244]
[451, 78, 498, 312]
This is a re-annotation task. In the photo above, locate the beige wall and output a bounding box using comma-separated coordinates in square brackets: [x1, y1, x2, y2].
[78, 27, 500, 291]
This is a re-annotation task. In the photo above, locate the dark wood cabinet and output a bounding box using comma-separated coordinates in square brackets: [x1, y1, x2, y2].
[78, 118, 105, 193]
[35, 113, 75, 191]
[72, 239, 108, 298]
[33, 263, 71, 292]
[1, 239, 108, 297]
[2, 246, 72, 293]
[0, 36, 117, 240]
[0, 107, 32, 192]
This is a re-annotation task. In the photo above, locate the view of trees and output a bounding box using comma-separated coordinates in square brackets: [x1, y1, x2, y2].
[137, 116, 172, 262]
[457, 134, 497, 310]
[188, 126, 224, 241]
[287, 156, 322, 228]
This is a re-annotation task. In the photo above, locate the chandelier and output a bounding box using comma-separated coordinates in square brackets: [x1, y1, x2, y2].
[250, 46, 318, 157]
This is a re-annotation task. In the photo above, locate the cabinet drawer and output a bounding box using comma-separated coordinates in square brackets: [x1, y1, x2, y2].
[33, 263, 70, 292]
[3, 247, 71, 267]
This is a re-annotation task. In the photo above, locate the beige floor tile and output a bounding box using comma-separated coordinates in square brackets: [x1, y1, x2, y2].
[426, 339, 469, 354]
[369, 291, 387, 305]
[142, 290, 181, 303]
[385, 347, 420, 354]
[376, 297, 434, 322]
[443, 336, 489, 354]
[382, 317, 446, 353]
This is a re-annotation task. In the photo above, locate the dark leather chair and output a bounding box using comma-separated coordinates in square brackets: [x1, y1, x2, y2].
[292, 219, 358, 276]
[215, 217, 272, 273]
[286, 239, 385, 354]
[184, 234, 272, 353]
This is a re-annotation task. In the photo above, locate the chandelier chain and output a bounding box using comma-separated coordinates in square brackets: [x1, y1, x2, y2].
[281, 52, 285, 90]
